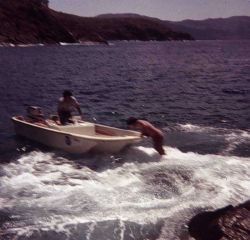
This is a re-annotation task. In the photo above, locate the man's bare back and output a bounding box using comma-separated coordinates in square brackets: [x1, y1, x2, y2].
[127, 117, 166, 155]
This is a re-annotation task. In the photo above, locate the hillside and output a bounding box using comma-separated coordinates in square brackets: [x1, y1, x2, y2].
[165, 16, 250, 40]
[0, 0, 193, 45]
[95, 14, 250, 40]
[2, 0, 248, 44]
[54, 11, 193, 42]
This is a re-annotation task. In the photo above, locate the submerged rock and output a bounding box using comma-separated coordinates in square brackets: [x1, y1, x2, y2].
[188, 201, 250, 240]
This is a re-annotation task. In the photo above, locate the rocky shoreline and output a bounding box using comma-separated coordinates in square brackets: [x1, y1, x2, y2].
[188, 200, 250, 240]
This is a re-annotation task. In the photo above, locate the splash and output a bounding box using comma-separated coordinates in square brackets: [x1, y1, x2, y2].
[176, 123, 250, 155]
[0, 147, 249, 239]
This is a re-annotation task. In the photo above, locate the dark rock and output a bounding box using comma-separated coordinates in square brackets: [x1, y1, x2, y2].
[188, 201, 250, 240]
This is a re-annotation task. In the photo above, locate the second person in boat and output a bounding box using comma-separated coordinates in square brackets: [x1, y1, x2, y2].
[57, 90, 83, 125]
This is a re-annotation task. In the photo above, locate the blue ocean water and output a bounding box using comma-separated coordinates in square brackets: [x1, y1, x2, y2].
[0, 41, 249, 239]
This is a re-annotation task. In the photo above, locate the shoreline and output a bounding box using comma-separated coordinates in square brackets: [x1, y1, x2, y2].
[1, 39, 250, 48]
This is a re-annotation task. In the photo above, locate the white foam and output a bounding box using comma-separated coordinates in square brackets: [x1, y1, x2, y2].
[59, 42, 81, 46]
[177, 123, 250, 154]
[59, 42, 105, 46]
[0, 148, 249, 237]
[223, 131, 250, 154]
[17, 43, 45, 47]
[177, 123, 208, 132]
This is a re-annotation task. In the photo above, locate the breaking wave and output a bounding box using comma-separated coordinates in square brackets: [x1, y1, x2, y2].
[175, 123, 250, 155]
[0, 146, 249, 239]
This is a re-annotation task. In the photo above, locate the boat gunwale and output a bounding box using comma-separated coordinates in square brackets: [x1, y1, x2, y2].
[12, 117, 141, 142]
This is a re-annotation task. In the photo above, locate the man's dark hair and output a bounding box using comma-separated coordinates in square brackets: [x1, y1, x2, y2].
[126, 117, 138, 125]
[63, 90, 73, 97]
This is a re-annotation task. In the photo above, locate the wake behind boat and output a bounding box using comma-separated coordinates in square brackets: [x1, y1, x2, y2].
[12, 109, 141, 154]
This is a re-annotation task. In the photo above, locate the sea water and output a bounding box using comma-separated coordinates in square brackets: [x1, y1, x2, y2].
[0, 41, 249, 239]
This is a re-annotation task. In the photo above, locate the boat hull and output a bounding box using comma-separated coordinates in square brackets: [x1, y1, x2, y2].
[12, 117, 141, 154]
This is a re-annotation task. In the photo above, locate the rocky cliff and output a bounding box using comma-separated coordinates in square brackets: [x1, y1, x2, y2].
[0, 0, 75, 44]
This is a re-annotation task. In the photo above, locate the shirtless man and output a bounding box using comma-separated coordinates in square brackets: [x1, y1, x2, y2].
[57, 90, 82, 125]
[127, 117, 166, 155]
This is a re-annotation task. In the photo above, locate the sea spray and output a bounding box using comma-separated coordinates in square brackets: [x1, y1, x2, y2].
[0, 147, 249, 239]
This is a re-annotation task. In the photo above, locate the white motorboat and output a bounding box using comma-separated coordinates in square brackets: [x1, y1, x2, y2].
[12, 116, 141, 154]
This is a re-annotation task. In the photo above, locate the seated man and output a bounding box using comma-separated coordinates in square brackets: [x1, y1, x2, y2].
[57, 90, 82, 125]
[127, 117, 166, 155]
[26, 106, 48, 126]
